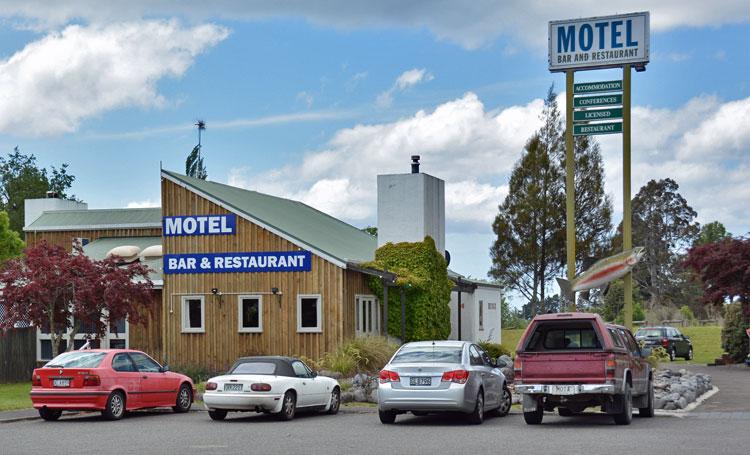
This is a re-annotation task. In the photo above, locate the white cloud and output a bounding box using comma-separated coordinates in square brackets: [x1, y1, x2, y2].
[0, 20, 229, 136]
[296, 91, 314, 108]
[126, 199, 160, 208]
[377, 68, 434, 107]
[1, 1, 748, 49]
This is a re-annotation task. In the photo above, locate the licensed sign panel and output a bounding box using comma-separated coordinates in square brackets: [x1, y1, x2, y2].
[549, 12, 649, 72]
[574, 94, 622, 108]
[573, 122, 623, 136]
[163, 214, 236, 236]
[574, 80, 622, 94]
[164, 251, 312, 274]
[573, 108, 623, 122]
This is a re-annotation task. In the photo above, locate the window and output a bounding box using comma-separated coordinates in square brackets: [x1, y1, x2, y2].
[109, 339, 126, 349]
[469, 345, 483, 366]
[478, 300, 484, 331]
[231, 362, 276, 375]
[477, 346, 493, 366]
[238, 295, 263, 333]
[44, 351, 105, 368]
[37, 314, 128, 361]
[129, 352, 161, 372]
[619, 329, 641, 357]
[181, 296, 205, 333]
[292, 361, 310, 378]
[73, 338, 100, 350]
[355, 295, 379, 336]
[608, 328, 625, 348]
[392, 346, 463, 364]
[297, 294, 322, 333]
[110, 318, 126, 335]
[112, 353, 137, 372]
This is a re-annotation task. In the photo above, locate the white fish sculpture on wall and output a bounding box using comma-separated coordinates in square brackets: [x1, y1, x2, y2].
[557, 247, 645, 303]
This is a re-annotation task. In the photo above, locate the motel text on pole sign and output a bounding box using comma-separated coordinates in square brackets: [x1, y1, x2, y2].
[549, 12, 649, 72]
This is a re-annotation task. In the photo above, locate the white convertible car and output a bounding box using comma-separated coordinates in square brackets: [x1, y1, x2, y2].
[203, 356, 341, 421]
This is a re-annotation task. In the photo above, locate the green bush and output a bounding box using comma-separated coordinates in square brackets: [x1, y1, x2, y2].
[365, 237, 453, 341]
[722, 303, 749, 363]
[477, 341, 513, 360]
[321, 336, 399, 376]
[645, 346, 670, 368]
[171, 363, 224, 383]
[680, 305, 696, 323]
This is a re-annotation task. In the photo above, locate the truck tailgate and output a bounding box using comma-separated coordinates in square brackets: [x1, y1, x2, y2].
[519, 352, 608, 383]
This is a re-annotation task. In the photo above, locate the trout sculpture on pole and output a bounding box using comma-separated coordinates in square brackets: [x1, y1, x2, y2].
[557, 247, 645, 303]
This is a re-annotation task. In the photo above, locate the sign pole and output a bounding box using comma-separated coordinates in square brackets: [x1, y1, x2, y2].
[565, 69, 576, 310]
[623, 64, 633, 329]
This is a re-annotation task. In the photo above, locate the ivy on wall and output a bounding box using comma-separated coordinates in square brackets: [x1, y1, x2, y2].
[365, 236, 452, 341]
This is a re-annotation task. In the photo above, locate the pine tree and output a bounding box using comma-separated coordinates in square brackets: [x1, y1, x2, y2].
[185, 120, 207, 179]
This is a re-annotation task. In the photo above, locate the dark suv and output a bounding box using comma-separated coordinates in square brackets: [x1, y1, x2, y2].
[635, 326, 693, 361]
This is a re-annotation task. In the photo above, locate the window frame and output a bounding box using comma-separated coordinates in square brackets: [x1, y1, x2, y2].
[478, 299, 484, 331]
[297, 294, 323, 333]
[237, 294, 263, 333]
[181, 295, 205, 333]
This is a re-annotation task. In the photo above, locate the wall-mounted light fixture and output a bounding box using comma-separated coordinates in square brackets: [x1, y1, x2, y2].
[211, 287, 223, 306]
[271, 287, 282, 307]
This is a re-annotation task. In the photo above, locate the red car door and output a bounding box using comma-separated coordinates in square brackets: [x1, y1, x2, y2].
[620, 329, 648, 394]
[129, 352, 174, 407]
[110, 353, 143, 409]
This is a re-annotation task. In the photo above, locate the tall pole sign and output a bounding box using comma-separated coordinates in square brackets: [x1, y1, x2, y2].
[549, 12, 649, 328]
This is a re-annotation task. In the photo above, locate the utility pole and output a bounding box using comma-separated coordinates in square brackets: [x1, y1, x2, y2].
[565, 70, 576, 311]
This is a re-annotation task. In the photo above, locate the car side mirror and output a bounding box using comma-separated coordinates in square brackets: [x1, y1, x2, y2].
[495, 358, 507, 369]
[159, 364, 170, 373]
[640, 347, 652, 358]
[311, 370, 318, 378]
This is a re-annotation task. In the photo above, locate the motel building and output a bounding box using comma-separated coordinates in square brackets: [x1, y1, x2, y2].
[23, 161, 502, 369]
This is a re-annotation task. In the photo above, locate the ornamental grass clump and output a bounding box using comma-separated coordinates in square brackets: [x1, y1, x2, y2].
[321, 336, 399, 376]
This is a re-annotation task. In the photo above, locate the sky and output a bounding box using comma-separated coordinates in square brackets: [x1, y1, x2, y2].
[0, 1, 749, 293]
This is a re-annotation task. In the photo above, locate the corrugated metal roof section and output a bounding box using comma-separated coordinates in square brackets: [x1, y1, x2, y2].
[161, 169, 377, 265]
[82, 236, 162, 283]
[24, 207, 162, 232]
[448, 269, 503, 290]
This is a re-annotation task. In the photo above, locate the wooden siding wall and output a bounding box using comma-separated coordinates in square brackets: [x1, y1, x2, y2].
[162, 178, 372, 371]
[25, 228, 162, 250]
[129, 289, 164, 362]
[0, 327, 36, 383]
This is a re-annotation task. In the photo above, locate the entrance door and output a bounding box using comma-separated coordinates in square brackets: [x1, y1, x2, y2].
[355, 295, 380, 337]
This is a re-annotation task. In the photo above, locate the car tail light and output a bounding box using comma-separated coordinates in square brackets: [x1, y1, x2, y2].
[32, 374, 41, 386]
[251, 383, 272, 392]
[605, 354, 616, 382]
[205, 382, 218, 391]
[513, 358, 523, 381]
[83, 374, 101, 386]
[441, 370, 469, 384]
[379, 370, 400, 383]
[661, 338, 669, 347]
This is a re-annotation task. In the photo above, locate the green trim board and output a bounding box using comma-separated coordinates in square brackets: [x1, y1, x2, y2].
[573, 108, 623, 122]
[574, 80, 622, 94]
[573, 94, 623, 108]
[573, 122, 623, 136]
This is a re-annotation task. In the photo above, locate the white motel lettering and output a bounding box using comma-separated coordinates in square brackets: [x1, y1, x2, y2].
[163, 214, 235, 236]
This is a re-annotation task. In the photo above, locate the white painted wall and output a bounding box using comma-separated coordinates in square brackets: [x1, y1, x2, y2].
[24, 197, 88, 228]
[448, 286, 502, 344]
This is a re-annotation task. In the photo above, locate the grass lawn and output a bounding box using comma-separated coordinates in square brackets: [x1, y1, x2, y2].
[501, 329, 526, 353]
[668, 325, 724, 365]
[0, 383, 32, 412]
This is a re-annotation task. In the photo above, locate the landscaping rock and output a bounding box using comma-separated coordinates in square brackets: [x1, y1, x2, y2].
[353, 388, 368, 403]
[341, 391, 355, 403]
[652, 368, 713, 411]
[368, 389, 378, 403]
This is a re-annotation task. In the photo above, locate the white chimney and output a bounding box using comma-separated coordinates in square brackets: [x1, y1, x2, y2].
[24, 194, 88, 228]
[377, 156, 445, 254]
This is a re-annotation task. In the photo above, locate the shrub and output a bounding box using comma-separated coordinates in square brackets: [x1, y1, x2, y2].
[645, 346, 670, 368]
[722, 303, 749, 363]
[171, 363, 224, 383]
[680, 305, 696, 323]
[296, 355, 321, 372]
[321, 336, 399, 376]
[477, 341, 513, 360]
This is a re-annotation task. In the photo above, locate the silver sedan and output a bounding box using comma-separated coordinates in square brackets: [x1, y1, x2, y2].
[377, 340, 512, 424]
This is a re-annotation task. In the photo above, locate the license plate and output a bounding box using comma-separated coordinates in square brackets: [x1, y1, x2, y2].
[224, 383, 243, 392]
[410, 377, 431, 386]
[53, 379, 70, 388]
[547, 385, 578, 395]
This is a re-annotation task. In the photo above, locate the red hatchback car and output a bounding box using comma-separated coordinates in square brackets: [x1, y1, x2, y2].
[31, 349, 195, 421]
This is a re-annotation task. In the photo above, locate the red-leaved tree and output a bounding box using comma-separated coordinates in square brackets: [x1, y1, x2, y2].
[0, 241, 154, 358]
[684, 237, 750, 313]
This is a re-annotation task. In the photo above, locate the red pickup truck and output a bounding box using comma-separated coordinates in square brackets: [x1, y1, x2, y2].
[514, 312, 654, 425]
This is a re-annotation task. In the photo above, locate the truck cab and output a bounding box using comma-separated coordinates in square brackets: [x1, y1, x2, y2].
[514, 312, 654, 425]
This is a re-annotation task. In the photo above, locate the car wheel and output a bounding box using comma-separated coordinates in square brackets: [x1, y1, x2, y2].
[685, 347, 693, 361]
[638, 379, 655, 417]
[523, 404, 543, 425]
[102, 391, 126, 421]
[558, 407, 575, 417]
[208, 410, 228, 421]
[378, 409, 397, 424]
[38, 408, 62, 421]
[326, 387, 340, 415]
[173, 383, 192, 413]
[613, 383, 633, 425]
[669, 347, 676, 361]
[277, 391, 296, 421]
[467, 391, 484, 425]
[494, 387, 512, 417]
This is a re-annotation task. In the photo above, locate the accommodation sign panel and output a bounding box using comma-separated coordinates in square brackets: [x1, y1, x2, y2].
[549, 12, 650, 72]
[164, 251, 312, 274]
[163, 214, 236, 236]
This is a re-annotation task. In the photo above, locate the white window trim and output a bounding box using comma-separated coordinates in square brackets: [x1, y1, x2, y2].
[237, 294, 263, 333]
[297, 294, 323, 333]
[181, 295, 205, 333]
[36, 316, 129, 361]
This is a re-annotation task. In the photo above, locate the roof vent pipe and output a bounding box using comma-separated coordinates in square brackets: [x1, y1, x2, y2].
[411, 155, 420, 174]
[46, 191, 59, 199]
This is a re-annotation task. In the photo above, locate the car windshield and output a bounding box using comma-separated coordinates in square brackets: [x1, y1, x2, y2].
[391, 346, 463, 364]
[45, 351, 106, 368]
[230, 362, 277, 375]
[636, 329, 663, 337]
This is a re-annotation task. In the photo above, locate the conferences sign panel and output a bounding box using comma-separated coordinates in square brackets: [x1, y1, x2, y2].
[549, 12, 649, 72]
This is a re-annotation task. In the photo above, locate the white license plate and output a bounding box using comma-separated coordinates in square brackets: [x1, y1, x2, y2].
[53, 379, 70, 388]
[410, 377, 431, 386]
[224, 383, 243, 392]
[547, 385, 578, 395]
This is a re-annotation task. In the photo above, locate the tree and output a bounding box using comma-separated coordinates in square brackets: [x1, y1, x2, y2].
[0, 241, 154, 358]
[684, 237, 750, 314]
[186, 120, 207, 179]
[361, 226, 378, 237]
[0, 211, 24, 263]
[694, 221, 732, 247]
[490, 85, 565, 316]
[0, 147, 77, 233]
[614, 178, 699, 307]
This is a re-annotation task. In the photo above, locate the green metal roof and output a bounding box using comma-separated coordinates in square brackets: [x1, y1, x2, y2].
[24, 207, 161, 232]
[162, 170, 377, 265]
[82, 236, 163, 283]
